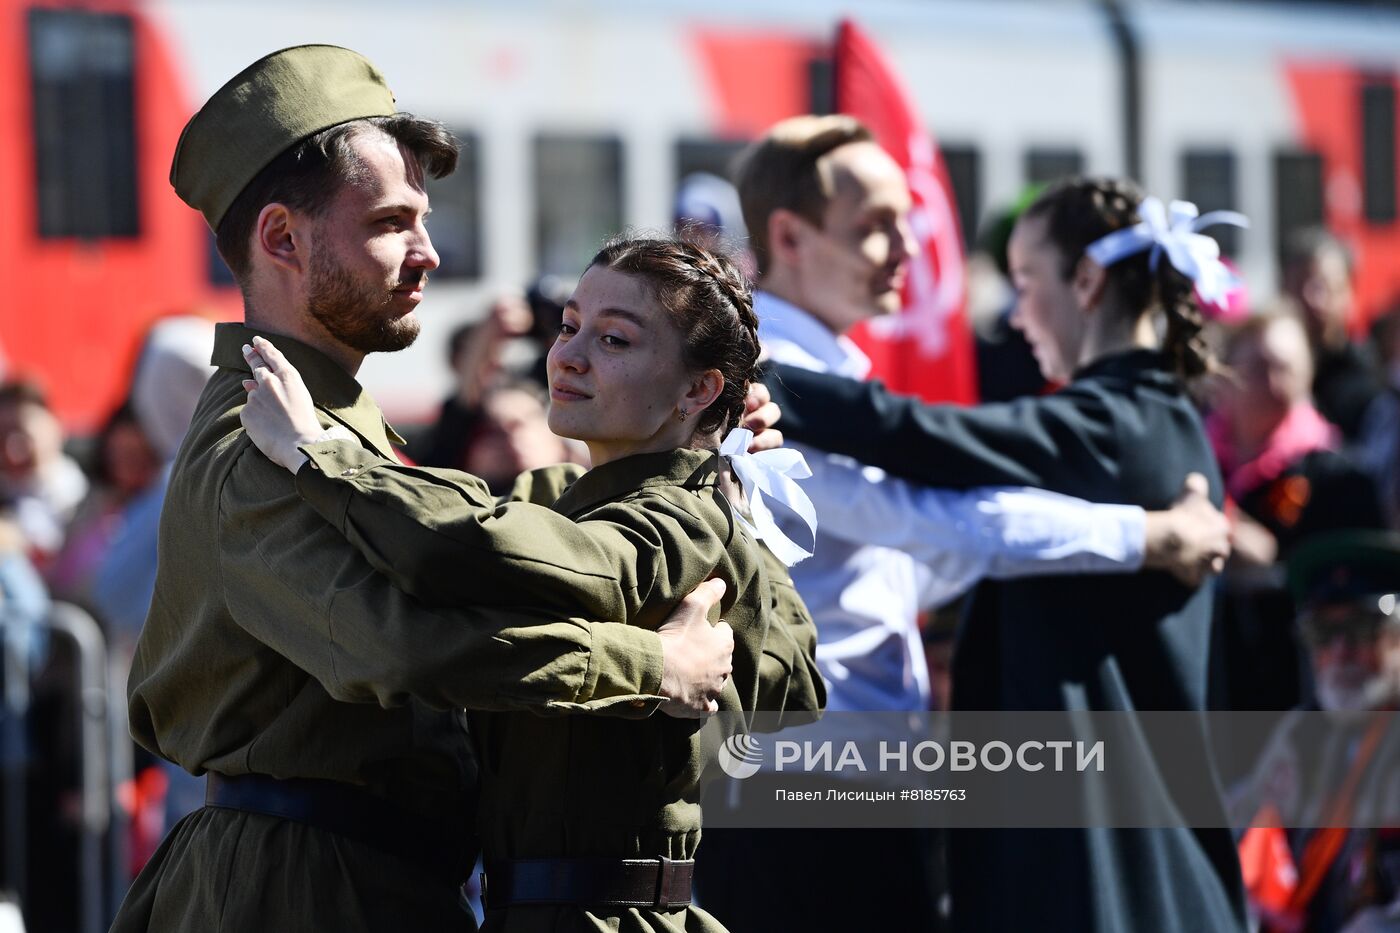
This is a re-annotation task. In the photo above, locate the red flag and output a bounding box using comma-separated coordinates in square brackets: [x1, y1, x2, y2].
[835, 19, 978, 404]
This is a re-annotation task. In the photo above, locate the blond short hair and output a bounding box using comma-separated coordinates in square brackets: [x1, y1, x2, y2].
[733, 115, 873, 275]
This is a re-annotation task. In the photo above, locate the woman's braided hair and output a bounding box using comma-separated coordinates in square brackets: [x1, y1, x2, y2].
[588, 232, 761, 437]
[1023, 177, 1215, 380]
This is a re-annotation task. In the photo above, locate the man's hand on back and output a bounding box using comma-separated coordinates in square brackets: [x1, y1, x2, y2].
[1144, 473, 1231, 587]
[656, 578, 734, 718]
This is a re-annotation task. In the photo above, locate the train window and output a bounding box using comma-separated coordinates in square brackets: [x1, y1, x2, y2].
[1362, 80, 1397, 224]
[425, 130, 482, 280]
[533, 134, 624, 277]
[27, 9, 139, 239]
[1273, 149, 1325, 262]
[941, 144, 982, 251]
[1182, 149, 1240, 256]
[675, 138, 748, 185]
[674, 138, 748, 236]
[807, 56, 834, 116]
[1025, 148, 1083, 186]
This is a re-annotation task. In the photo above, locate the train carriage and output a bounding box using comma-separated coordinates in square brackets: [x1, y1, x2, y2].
[1, 0, 1397, 430]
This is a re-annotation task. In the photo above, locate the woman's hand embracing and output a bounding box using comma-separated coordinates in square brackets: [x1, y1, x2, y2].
[239, 335, 334, 473]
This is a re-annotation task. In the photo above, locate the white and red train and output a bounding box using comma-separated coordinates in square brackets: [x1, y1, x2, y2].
[1, 0, 1397, 428]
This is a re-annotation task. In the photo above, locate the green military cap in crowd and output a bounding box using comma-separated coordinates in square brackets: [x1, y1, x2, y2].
[1288, 529, 1400, 610]
[170, 44, 396, 231]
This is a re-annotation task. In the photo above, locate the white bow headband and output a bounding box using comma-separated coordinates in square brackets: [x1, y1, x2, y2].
[718, 428, 818, 566]
[1084, 197, 1249, 306]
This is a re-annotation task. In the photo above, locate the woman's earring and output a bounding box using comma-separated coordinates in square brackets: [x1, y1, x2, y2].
[678, 407, 688, 422]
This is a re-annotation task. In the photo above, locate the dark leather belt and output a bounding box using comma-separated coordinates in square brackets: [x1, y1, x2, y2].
[482, 856, 694, 910]
[205, 772, 471, 882]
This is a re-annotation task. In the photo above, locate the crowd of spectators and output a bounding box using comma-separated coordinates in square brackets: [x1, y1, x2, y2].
[0, 314, 216, 931]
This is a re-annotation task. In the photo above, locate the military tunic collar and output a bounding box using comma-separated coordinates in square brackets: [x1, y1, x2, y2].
[553, 447, 721, 519]
[211, 322, 406, 460]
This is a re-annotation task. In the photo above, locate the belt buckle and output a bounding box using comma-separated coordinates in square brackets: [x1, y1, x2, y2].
[654, 856, 677, 908]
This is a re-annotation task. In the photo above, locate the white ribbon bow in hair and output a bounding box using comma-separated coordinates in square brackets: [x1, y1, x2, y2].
[1084, 197, 1249, 306]
[718, 428, 818, 567]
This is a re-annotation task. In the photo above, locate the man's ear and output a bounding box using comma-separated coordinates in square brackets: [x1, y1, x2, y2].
[683, 370, 725, 419]
[767, 208, 810, 269]
[1072, 255, 1109, 313]
[255, 203, 305, 275]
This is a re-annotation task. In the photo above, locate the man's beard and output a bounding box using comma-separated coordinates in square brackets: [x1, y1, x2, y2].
[306, 251, 422, 354]
[1315, 663, 1389, 712]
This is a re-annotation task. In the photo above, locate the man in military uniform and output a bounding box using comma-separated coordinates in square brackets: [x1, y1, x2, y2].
[111, 46, 738, 931]
[1234, 530, 1400, 933]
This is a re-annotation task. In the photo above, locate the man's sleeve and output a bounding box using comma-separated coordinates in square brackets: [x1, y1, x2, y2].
[291, 439, 739, 627]
[291, 440, 696, 622]
[218, 441, 665, 715]
[764, 361, 1119, 490]
[810, 455, 1145, 578]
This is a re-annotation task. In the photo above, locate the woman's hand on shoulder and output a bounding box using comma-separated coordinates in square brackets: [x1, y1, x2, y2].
[239, 336, 330, 473]
[741, 383, 784, 452]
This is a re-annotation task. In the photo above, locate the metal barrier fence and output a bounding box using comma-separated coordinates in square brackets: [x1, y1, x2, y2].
[1, 602, 132, 933]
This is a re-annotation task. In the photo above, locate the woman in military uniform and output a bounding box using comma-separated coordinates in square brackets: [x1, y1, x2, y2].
[240, 233, 822, 932]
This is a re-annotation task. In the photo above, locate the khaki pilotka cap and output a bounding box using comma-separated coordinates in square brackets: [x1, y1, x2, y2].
[170, 44, 397, 230]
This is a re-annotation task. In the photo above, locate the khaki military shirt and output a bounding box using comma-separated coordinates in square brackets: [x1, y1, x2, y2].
[293, 443, 824, 932]
[128, 323, 668, 821]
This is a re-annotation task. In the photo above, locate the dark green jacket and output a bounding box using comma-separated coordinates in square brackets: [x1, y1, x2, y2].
[114, 323, 687, 933]
[294, 443, 824, 932]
